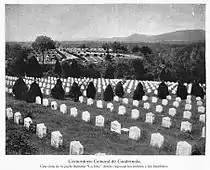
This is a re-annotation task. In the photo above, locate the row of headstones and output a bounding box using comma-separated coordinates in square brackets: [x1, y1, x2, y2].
[6, 106, 204, 155]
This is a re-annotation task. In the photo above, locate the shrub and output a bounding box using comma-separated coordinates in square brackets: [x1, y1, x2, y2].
[51, 79, 65, 100]
[103, 84, 114, 101]
[25, 81, 43, 103]
[133, 82, 145, 100]
[115, 81, 124, 98]
[86, 81, 96, 99]
[67, 82, 82, 102]
[12, 77, 28, 100]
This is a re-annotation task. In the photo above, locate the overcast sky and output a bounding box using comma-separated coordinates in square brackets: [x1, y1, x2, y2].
[5, 4, 205, 41]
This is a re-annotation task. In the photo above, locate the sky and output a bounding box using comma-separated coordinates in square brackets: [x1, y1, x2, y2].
[5, 4, 205, 41]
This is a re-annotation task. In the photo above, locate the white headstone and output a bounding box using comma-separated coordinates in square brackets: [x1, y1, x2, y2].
[79, 96, 84, 103]
[111, 120, 121, 134]
[145, 112, 155, 124]
[69, 141, 84, 155]
[122, 98, 129, 105]
[198, 106, 205, 113]
[173, 101, 180, 108]
[180, 121, 192, 132]
[118, 105, 126, 115]
[87, 98, 94, 106]
[95, 115, 104, 127]
[176, 141, 192, 155]
[161, 116, 171, 128]
[156, 105, 163, 113]
[60, 104, 67, 114]
[166, 95, 172, 100]
[36, 123, 47, 139]
[114, 96, 119, 102]
[185, 104, 192, 111]
[201, 127, 205, 138]
[107, 103, 114, 112]
[6, 107, 13, 120]
[51, 101, 58, 110]
[14, 112, 21, 124]
[196, 97, 201, 101]
[152, 97, 158, 103]
[176, 97, 182, 102]
[183, 111, 192, 119]
[46, 89, 50, 95]
[96, 100, 103, 108]
[70, 107, 78, 117]
[82, 111, 90, 122]
[162, 99, 168, 106]
[42, 98, 49, 107]
[142, 95, 148, 101]
[187, 95, 191, 100]
[132, 100, 139, 107]
[199, 114, 205, 123]
[51, 131, 63, 148]
[129, 126, 141, 141]
[83, 90, 87, 96]
[24, 117, 33, 130]
[169, 108, 177, 117]
[143, 102, 150, 110]
[150, 133, 164, 148]
[131, 109, 140, 120]
[186, 99, 192, 104]
[197, 100, 203, 106]
[35, 96, 42, 104]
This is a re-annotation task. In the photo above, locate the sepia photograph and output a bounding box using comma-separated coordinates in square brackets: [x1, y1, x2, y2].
[5, 3, 206, 158]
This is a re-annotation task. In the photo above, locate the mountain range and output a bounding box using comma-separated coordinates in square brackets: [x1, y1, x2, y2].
[97, 29, 205, 43]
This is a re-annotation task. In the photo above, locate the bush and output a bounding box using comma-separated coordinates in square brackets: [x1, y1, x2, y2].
[103, 84, 114, 101]
[67, 82, 82, 102]
[25, 81, 43, 103]
[86, 82, 96, 99]
[115, 81, 124, 98]
[157, 81, 169, 99]
[12, 77, 28, 100]
[133, 82, 145, 100]
[26, 56, 43, 78]
[51, 79, 65, 100]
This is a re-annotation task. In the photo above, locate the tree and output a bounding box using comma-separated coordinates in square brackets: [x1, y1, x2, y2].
[54, 59, 62, 77]
[103, 84, 114, 101]
[115, 81, 124, 98]
[133, 82, 145, 100]
[32, 35, 55, 65]
[132, 45, 141, 53]
[86, 82, 96, 99]
[132, 58, 145, 80]
[26, 56, 43, 79]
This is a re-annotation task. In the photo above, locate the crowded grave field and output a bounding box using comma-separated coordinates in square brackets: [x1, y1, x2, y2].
[5, 75, 206, 155]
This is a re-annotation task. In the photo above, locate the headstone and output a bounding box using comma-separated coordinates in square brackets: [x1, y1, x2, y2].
[150, 133, 164, 148]
[143, 102, 150, 110]
[142, 95, 148, 101]
[129, 126, 141, 141]
[197, 100, 203, 106]
[156, 105, 163, 113]
[198, 106, 205, 113]
[166, 95, 172, 100]
[107, 103, 114, 112]
[24, 117, 33, 130]
[176, 141, 192, 155]
[118, 105, 126, 115]
[131, 109, 140, 120]
[69, 141, 84, 155]
[36, 123, 47, 139]
[180, 121, 192, 132]
[187, 95, 191, 100]
[169, 108, 177, 116]
[132, 100, 139, 107]
[154, 90, 158, 95]
[145, 112, 155, 124]
[95, 115, 104, 127]
[6, 107, 13, 120]
[183, 111, 192, 119]
[35, 96, 42, 104]
[43, 98, 49, 107]
[87, 98, 93, 106]
[14, 112, 21, 124]
[51, 131, 63, 148]
[82, 111, 90, 122]
[173, 101, 180, 108]
[199, 114, 205, 123]
[51, 101, 58, 110]
[96, 100, 103, 108]
[111, 120, 121, 134]
[186, 99, 192, 104]
[152, 97, 158, 103]
[201, 127, 205, 138]
[185, 104, 192, 111]
[46, 89, 50, 95]
[122, 98, 129, 105]
[83, 90, 87, 96]
[114, 96, 119, 102]
[79, 96, 84, 103]
[70, 107, 78, 117]
[176, 97, 182, 102]
[161, 116, 171, 128]
[162, 99, 168, 106]
[196, 97, 201, 101]
[60, 104, 67, 114]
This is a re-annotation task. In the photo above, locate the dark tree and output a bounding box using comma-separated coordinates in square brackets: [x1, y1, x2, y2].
[86, 82, 96, 99]
[191, 81, 205, 99]
[12, 77, 28, 100]
[51, 79, 65, 100]
[115, 81, 124, 98]
[32, 35, 55, 65]
[176, 81, 188, 100]
[103, 84, 114, 101]
[26, 56, 43, 79]
[157, 81, 169, 99]
[132, 45, 141, 53]
[132, 58, 145, 80]
[54, 59, 62, 77]
[104, 64, 115, 79]
[140, 46, 152, 56]
[68, 82, 82, 102]
[133, 82, 145, 100]
[25, 81, 43, 103]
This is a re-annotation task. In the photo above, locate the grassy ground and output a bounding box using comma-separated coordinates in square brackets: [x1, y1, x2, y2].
[5, 91, 205, 155]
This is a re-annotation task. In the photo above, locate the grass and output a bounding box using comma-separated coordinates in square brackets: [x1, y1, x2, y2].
[5, 91, 206, 155]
